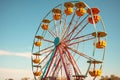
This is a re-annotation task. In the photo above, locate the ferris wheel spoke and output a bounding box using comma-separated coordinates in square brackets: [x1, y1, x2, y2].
[66, 33, 93, 44]
[64, 18, 82, 41]
[59, 45, 82, 75]
[72, 41, 80, 61]
[58, 46, 71, 79]
[51, 57, 61, 76]
[41, 47, 57, 78]
[54, 21, 59, 37]
[61, 15, 67, 39]
[47, 53, 60, 76]
[67, 22, 88, 41]
[43, 38, 54, 43]
[69, 33, 92, 42]
[53, 64, 62, 77]
[40, 52, 53, 71]
[40, 50, 53, 66]
[44, 47, 58, 78]
[63, 19, 80, 40]
[68, 47, 95, 61]
[39, 45, 54, 54]
[66, 12, 76, 33]
[48, 29, 57, 38]
[62, 12, 77, 39]
[68, 37, 95, 46]
[40, 49, 53, 57]
[64, 47, 82, 75]
[42, 31, 46, 37]
[40, 47, 57, 72]
[69, 22, 89, 40]
[64, 15, 88, 40]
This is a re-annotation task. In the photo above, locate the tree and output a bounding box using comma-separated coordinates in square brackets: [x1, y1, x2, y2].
[100, 75, 120, 80]
[5, 78, 14, 80]
[21, 77, 30, 80]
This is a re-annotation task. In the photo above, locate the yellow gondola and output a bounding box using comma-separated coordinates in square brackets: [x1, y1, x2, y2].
[41, 24, 49, 30]
[64, 2, 74, 15]
[89, 69, 102, 77]
[95, 40, 107, 49]
[52, 8, 61, 20]
[34, 41, 42, 46]
[88, 15, 101, 24]
[76, 8, 86, 16]
[64, 7, 73, 15]
[34, 71, 42, 76]
[87, 60, 102, 77]
[53, 13, 61, 20]
[41, 19, 50, 30]
[32, 58, 41, 64]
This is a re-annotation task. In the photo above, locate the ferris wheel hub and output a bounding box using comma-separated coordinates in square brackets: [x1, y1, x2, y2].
[54, 37, 60, 46]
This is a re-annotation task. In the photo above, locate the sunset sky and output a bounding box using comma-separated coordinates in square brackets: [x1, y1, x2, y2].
[0, 0, 120, 80]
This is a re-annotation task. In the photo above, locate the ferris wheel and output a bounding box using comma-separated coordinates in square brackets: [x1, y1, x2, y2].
[31, 1, 107, 80]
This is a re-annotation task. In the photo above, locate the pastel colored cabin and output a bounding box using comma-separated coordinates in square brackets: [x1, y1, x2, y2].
[41, 19, 50, 30]
[76, 8, 86, 16]
[52, 8, 61, 20]
[53, 13, 61, 20]
[34, 41, 42, 46]
[95, 40, 107, 49]
[87, 8, 100, 15]
[64, 2, 74, 15]
[88, 15, 101, 24]
[41, 24, 49, 30]
[33, 58, 41, 64]
[89, 69, 102, 77]
[34, 71, 42, 76]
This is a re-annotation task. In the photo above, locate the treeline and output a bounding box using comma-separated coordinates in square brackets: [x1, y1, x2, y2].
[5, 75, 120, 80]
[100, 75, 120, 80]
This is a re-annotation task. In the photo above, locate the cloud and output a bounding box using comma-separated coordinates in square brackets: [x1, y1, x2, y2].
[0, 50, 31, 58]
[0, 50, 33, 79]
[0, 68, 33, 80]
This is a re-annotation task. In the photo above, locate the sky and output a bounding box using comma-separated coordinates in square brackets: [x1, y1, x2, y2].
[0, 0, 120, 80]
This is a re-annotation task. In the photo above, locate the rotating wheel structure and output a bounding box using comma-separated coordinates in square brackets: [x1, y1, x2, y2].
[31, 1, 107, 80]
